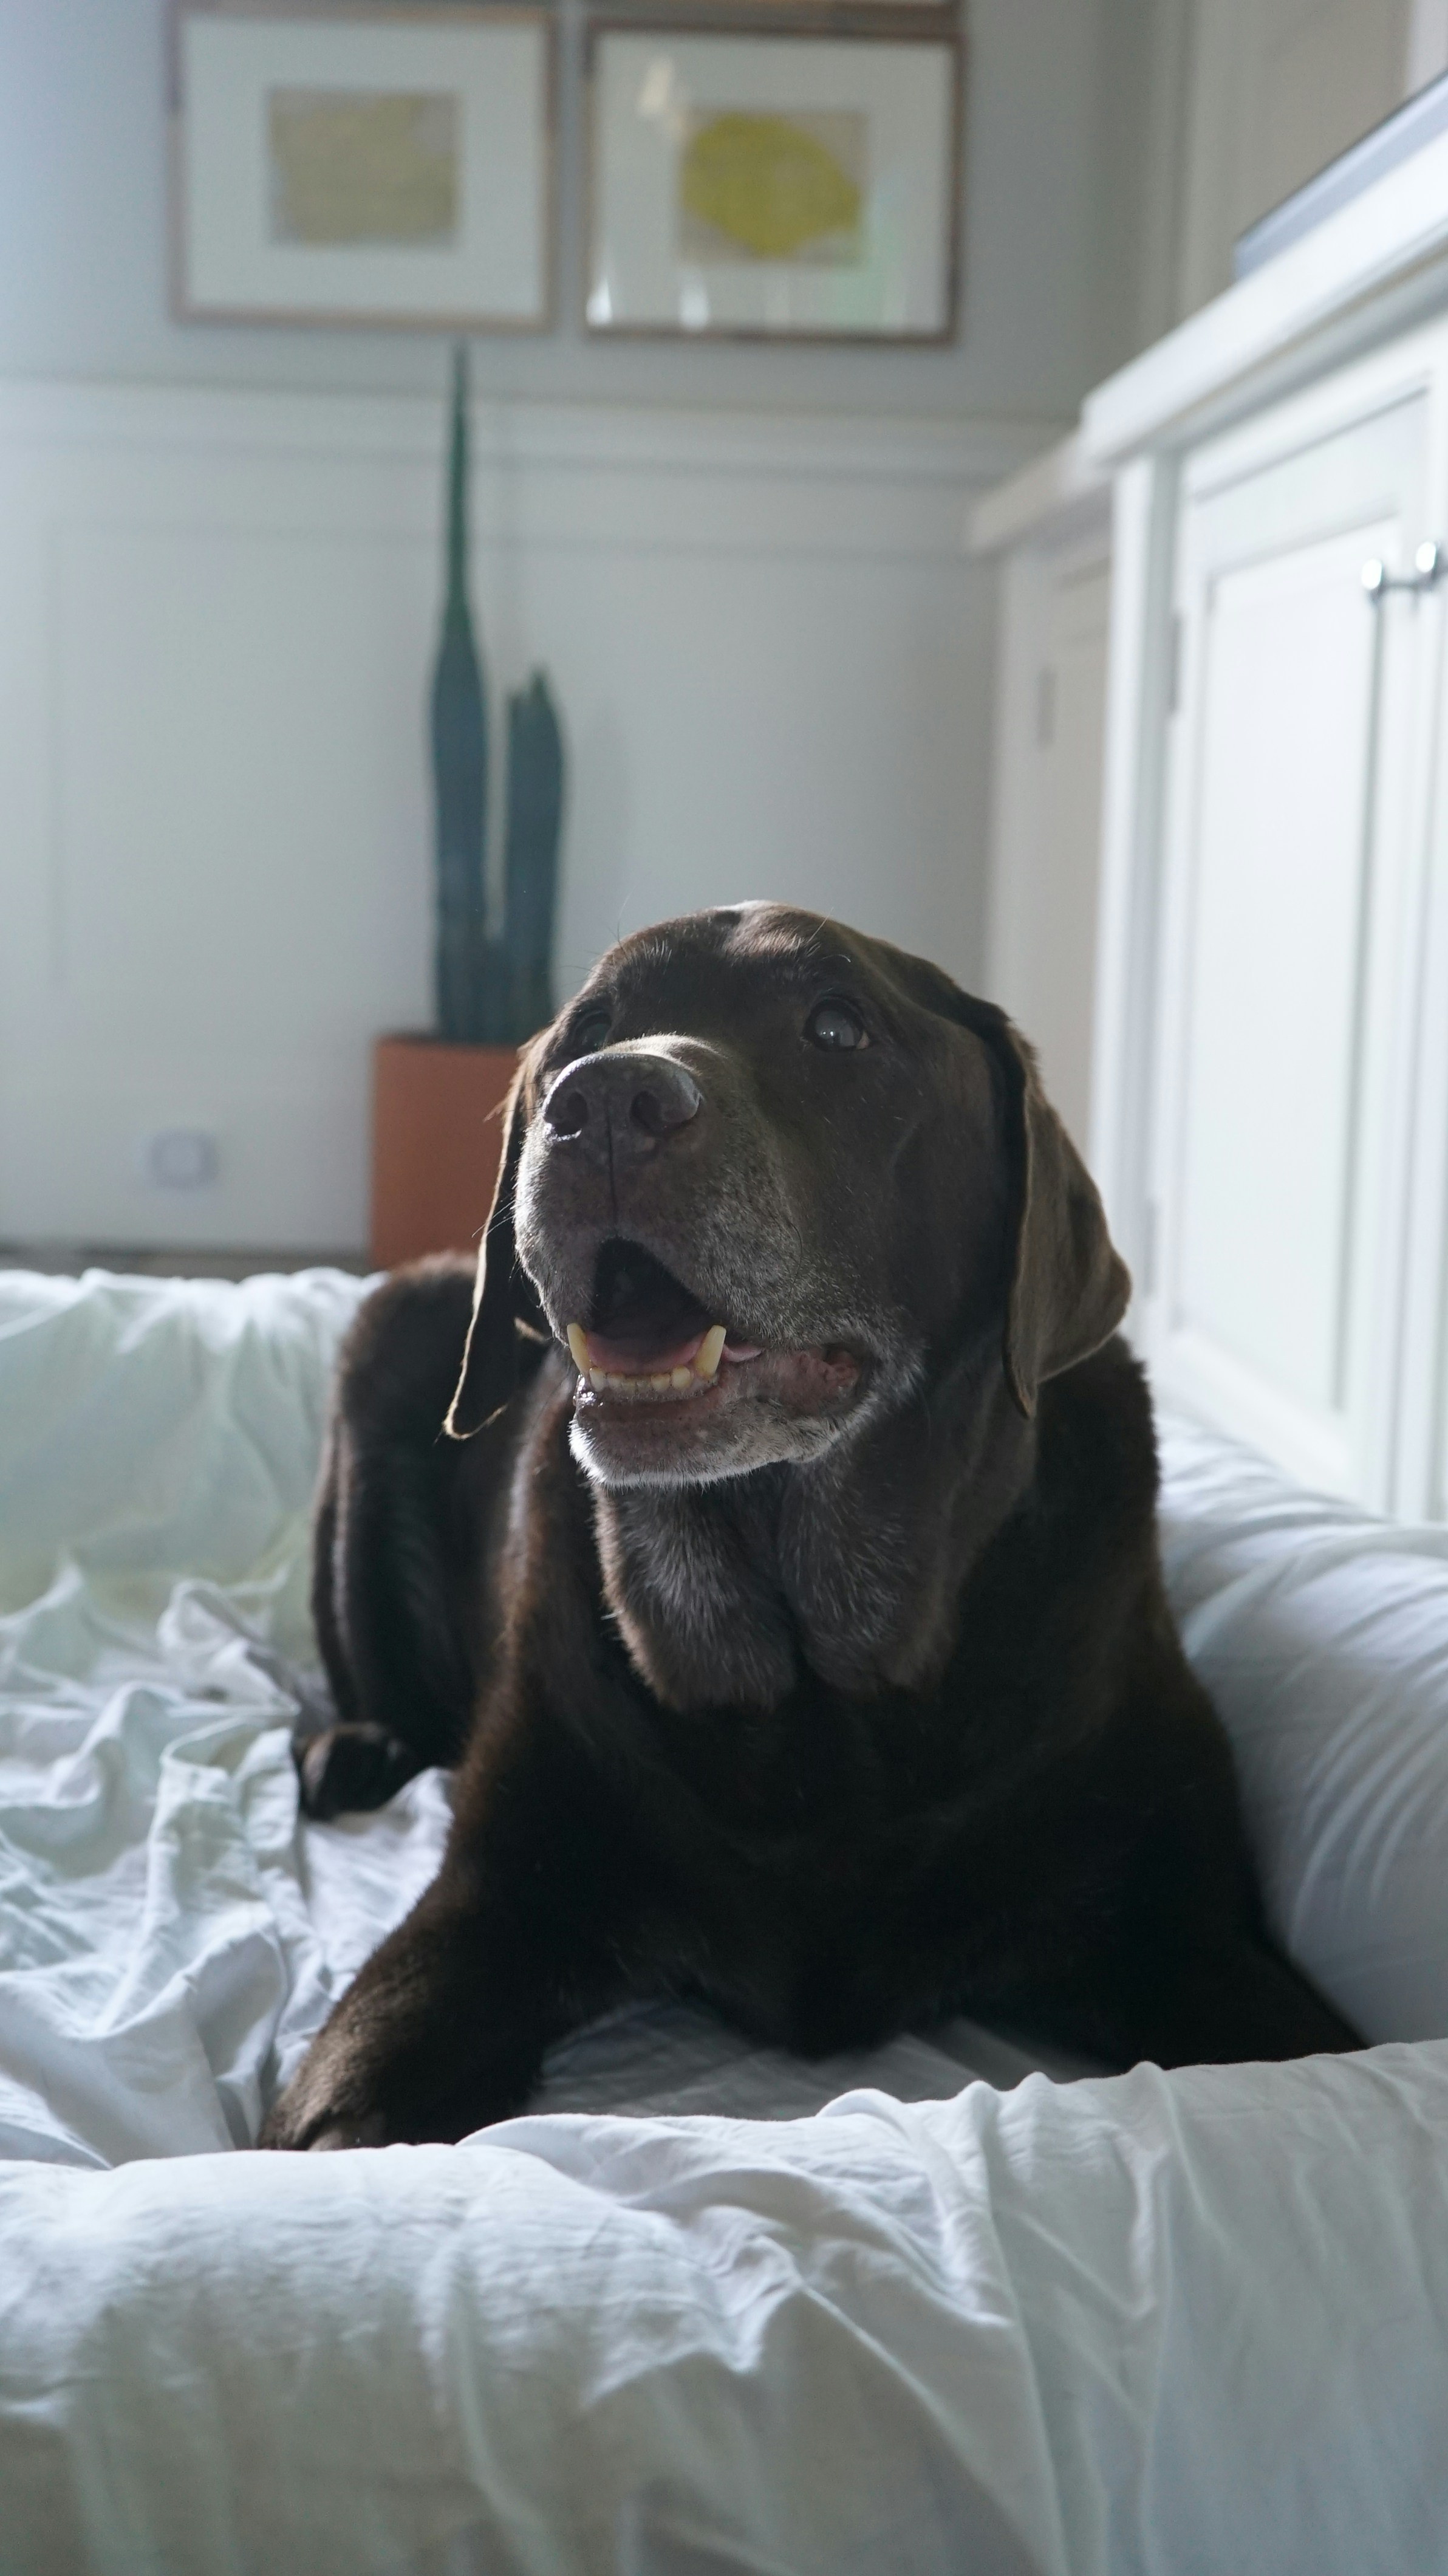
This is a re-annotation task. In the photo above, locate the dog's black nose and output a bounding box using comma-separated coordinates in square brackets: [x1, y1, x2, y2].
[542, 1053, 703, 1155]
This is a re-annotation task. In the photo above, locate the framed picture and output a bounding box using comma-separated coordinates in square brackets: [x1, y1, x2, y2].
[171, 2, 554, 331]
[585, 21, 960, 341]
[598, 1, 959, 15]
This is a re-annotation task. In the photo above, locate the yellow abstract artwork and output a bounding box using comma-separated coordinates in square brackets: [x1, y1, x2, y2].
[268, 88, 460, 247]
[677, 112, 865, 265]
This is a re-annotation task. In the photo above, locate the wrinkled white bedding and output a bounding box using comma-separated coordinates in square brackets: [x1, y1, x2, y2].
[2, 1265, 1447, 2574]
[0, 1269, 1078, 2163]
[6, 2044, 1448, 2576]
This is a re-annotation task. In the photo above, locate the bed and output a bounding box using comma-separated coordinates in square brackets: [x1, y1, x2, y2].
[2, 1265, 1446, 2572]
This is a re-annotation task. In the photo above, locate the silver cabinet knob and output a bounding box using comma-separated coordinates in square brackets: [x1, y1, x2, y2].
[1363, 541, 1443, 600]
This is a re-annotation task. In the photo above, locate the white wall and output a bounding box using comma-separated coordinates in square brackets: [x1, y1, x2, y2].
[1159, 0, 1448, 324]
[0, 0, 1162, 1249]
[0, 382, 1033, 1250]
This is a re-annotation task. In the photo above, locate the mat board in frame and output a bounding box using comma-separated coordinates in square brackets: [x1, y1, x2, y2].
[585, 19, 960, 341]
[171, 1, 554, 331]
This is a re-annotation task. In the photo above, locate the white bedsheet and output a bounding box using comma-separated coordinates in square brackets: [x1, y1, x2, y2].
[4, 2046, 1447, 2575]
[3, 1266, 1447, 2572]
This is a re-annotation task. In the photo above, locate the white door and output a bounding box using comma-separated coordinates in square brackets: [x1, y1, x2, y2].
[985, 538, 1112, 1151]
[1144, 331, 1448, 1507]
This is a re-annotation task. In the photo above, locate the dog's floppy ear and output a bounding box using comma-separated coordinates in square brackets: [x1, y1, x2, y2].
[982, 1014, 1131, 1419]
[444, 1068, 545, 1439]
[855, 942, 1130, 1416]
[885, 951, 1129, 1417]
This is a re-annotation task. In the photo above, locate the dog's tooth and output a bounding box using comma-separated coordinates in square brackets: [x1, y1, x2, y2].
[590, 1369, 608, 1392]
[647, 1373, 669, 1393]
[566, 1324, 589, 1372]
[694, 1324, 726, 1380]
[670, 1366, 692, 1391]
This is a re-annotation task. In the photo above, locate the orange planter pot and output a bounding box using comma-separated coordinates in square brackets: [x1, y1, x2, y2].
[370, 1035, 519, 1272]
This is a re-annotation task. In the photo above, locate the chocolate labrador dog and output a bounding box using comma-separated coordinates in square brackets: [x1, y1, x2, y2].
[262, 903, 1357, 2150]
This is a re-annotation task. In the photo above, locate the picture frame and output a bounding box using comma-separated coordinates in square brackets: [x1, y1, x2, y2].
[585, 19, 960, 343]
[170, 2, 555, 331]
[596, 1, 960, 17]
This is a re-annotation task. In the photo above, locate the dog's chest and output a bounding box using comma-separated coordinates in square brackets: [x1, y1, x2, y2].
[671, 1825, 1013, 2056]
[624, 1687, 1011, 2033]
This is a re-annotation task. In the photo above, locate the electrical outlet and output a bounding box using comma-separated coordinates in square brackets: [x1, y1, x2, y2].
[139, 1129, 219, 1192]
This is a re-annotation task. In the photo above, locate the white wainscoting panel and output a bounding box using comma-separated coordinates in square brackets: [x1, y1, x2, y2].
[0, 382, 1040, 1251]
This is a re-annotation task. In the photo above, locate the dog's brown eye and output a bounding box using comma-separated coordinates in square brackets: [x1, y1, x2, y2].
[572, 1007, 612, 1056]
[805, 999, 868, 1051]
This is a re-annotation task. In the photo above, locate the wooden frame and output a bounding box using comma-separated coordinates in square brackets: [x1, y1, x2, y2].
[584, 15, 962, 344]
[590, 0, 959, 14]
[169, 0, 556, 332]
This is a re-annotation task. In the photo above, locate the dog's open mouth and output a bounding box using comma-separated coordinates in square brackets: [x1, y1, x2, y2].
[564, 1240, 859, 1416]
[565, 1239, 759, 1403]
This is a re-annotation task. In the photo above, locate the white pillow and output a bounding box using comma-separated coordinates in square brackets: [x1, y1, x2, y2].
[0, 1266, 368, 1623]
[1157, 1405, 1448, 2044]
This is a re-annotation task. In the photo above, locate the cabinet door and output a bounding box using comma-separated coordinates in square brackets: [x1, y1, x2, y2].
[985, 535, 1111, 1153]
[1145, 350, 1443, 1507]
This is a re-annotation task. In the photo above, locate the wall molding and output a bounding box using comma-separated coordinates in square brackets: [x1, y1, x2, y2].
[0, 375, 1053, 502]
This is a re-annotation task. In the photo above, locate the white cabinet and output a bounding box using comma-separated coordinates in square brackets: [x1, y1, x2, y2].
[1146, 335, 1447, 1511]
[978, 124, 1448, 1523]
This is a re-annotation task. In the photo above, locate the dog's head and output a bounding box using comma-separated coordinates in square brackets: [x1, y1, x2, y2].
[447, 905, 1129, 1487]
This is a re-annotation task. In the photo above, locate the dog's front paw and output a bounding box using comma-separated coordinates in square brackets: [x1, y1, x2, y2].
[258, 1874, 541, 2148]
[301, 2113, 390, 2152]
[258, 2094, 388, 2153]
[258, 2041, 394, 2153]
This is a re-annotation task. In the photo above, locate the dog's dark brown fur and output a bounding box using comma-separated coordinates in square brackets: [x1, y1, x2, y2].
[262, 906, 1358, 2150]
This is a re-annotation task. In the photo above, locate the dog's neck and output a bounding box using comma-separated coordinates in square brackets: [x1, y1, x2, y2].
[590, 1357, 1034, 1711]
